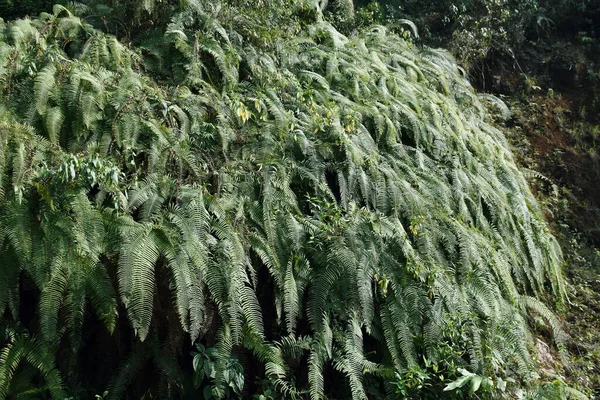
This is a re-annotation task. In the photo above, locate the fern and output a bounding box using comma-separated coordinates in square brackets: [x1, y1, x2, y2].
[0, 3, 571, 398]
[0, 325, 66, 399]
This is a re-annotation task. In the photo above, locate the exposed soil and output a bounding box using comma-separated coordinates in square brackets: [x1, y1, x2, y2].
[475, 31, 600, 395]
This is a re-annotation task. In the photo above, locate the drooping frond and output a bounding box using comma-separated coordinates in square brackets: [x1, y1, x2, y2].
[0, 3, 568, 398]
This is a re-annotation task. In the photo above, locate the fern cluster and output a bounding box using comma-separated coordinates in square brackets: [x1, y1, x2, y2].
[0, 2, 567, 398]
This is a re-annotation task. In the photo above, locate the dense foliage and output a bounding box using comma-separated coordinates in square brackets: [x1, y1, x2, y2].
[350, 0, 599, 85]
[0, 1, 575, 398]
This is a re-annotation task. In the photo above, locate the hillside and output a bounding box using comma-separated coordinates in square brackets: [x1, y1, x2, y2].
[0, 1, 594, 399]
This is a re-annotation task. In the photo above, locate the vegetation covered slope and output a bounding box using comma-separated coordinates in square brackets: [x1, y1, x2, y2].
[0, 1, 570, 398]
